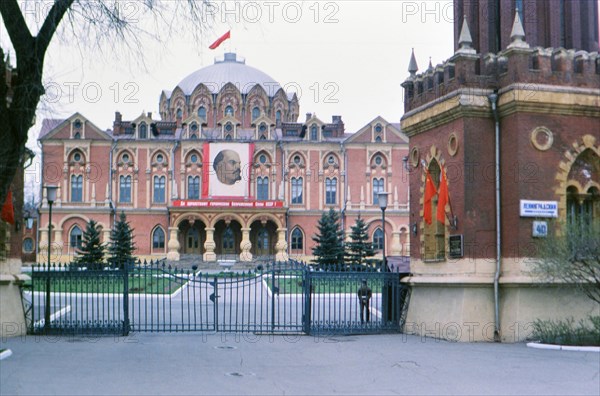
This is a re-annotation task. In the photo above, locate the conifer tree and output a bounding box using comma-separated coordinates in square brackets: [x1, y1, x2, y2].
[75, 220, 105, 269]
[345, 215, 375, 268]
[312, 208, 344, 270]
[108, 212, 136, 268]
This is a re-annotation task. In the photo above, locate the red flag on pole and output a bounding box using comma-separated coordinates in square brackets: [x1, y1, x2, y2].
[1, 190, 15, 225]
[424, 170, 437, 225]
[437, 168, 449, 224]
[209, 31, 231, 50]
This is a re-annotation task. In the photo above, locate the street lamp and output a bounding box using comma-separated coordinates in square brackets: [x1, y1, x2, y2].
[44, 185, 58, 331]
[378, 191, 389, 272]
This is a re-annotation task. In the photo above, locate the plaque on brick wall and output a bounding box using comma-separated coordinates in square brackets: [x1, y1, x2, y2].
[449, 235, 463, 259]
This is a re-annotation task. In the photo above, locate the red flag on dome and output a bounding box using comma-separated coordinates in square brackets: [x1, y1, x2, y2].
[1, 190, 15, 225]
[209, 31, 231, 50]
[424, 170, 437, 225]
[437, 168, 449, 224]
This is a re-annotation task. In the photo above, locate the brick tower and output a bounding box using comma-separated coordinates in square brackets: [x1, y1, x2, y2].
[401, 1, 599, 342]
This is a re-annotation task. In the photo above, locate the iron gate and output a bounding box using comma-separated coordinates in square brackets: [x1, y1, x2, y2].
[26, 260, 410, 336]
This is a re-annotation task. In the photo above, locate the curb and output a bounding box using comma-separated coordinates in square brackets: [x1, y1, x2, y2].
[527, 342, 600, 352]
[0, 349, 13, 360]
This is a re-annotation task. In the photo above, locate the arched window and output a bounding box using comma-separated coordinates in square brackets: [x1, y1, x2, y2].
[275, 110, 282, 123]
[424, 160, 445, 260]
[153, 176, 166, 203]
[291, 228, 303, 250]
[224, 105, 234, 117]
[188, 176, 200, 199]
[223, 226, 235, 250]
[176, 108, 183, 118]
[373, 228, 384, 250]
[70, 226, 83, 249]
[139, 123, 147, 139]
[23, 238, 34, 253]
[119, 175, 131, 203]
[152, 227, 165, 250]
[373, 178, 384, 205]
[566, 149, 600, 229]
[257, 176, 269, 201]
[325, 177, 337, 205]
[74, 132, 81, 139]
[71, 175, 83, 202]
[257, 228, 269, 250]
[291, 177, 303, 204]
[252, 107, 260, 121]
[375, 136, 382, 143]
[198, 106, 207, 119]
[310, 125, 318, 141]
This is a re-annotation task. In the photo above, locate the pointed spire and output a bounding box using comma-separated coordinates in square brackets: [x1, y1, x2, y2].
[456, 15, 476, 55]
[427, 57, 434, 72]
[408, 48, 419, 77]
[508, 10, 529, 49]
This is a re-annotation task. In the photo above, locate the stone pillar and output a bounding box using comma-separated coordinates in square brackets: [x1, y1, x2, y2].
[391, 231, 402, 256]
[403, 232, 411, 256]
[275, 228, 288, 262]
[203, 227, 217, 262]
[345, 229, 353, 243]
[102, 229, 111, 245]
[54, 228, 63, 262]
[240, 228, 253, 262]
[167, 227, 180, 261]
[0, 223, 28, 338]
[39, 227, 48, 246]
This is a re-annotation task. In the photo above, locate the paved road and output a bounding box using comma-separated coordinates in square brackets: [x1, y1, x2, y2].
[1, 332, 598, 395]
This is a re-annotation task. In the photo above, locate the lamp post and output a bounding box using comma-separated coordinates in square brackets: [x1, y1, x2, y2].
[378, 192, 389, 272]
[44, 185, 58, 331]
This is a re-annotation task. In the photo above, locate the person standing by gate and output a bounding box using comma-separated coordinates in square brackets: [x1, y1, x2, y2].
[357, 279, 372, 323]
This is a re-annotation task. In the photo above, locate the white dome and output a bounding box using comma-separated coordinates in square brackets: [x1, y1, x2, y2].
[175, 53, 282, 96]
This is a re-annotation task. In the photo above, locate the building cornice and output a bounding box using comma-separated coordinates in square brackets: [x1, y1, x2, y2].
[401, 88, 494, 137]
[401, 85, 600, 136]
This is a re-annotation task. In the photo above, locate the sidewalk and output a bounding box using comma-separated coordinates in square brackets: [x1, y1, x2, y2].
[1, 333, 599, 395]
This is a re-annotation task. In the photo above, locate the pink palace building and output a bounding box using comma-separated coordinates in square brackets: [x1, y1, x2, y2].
[38, 53, 410, 264]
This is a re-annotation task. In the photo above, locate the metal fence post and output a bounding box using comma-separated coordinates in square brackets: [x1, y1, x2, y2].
[271, 268, 276, 333]
[122, 260, 130, 336]
[303, 268, 312, 335]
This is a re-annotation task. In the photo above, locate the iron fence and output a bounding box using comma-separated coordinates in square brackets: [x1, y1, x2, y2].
[26, 260, 410, 336]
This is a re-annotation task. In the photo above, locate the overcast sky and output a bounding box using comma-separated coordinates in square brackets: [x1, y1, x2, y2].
[3, 1, 457, 199]
[11, 1, 455, 137]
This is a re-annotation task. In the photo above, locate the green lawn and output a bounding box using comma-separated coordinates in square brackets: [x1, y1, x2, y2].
[25, 270, 186, 295]
[268, 276, 384, 294]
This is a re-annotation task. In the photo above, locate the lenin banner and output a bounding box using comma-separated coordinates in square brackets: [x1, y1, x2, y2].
[203, 142, 254, 198]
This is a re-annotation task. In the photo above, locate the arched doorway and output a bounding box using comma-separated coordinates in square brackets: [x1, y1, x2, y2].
[250, 220, 277, 258]
[178, 219, 206, 255]
[215, 220, 242, 259]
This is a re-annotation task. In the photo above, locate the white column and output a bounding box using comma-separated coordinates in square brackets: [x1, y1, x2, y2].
[166, 227, 180, 261]
[240, 228, 253, 262]
[275, 228, 288, 262]
[203, 228, 217, 262]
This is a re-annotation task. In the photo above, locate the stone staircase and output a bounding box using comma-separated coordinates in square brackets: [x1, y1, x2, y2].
[164, 254, 274, 272]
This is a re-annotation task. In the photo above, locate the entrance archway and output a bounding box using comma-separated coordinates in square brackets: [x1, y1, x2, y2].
[215, 220, 242, 259]
[178, 219, 206, 255]
[250, 220, 277, 258]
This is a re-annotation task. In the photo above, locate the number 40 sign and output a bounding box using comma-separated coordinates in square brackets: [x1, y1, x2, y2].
[532, 221, 548, 238]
